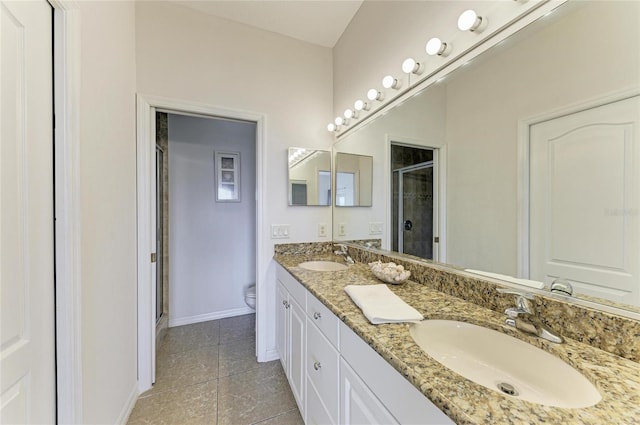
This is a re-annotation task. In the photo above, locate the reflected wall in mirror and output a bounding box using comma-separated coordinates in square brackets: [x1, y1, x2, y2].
[288, 148, 331, 206]
[334, 152, 373, 207]
[332, 1, 640, 313]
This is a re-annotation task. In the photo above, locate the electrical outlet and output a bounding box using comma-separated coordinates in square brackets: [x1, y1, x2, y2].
[318, 223, 327, 237]
[271, 224, 290, 239]
[338, 222, 346, 236]
[369, 222, 383, 235]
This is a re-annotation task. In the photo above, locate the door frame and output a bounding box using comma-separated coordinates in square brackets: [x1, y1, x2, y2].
[386, 137, 447, 262]
[516, 87, 640, 279]
[395, 161, 435, 255]
[135, 94, 266, 393]
[50, 1, 83, 423]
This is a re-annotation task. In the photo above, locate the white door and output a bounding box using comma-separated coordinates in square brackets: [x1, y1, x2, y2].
[529, 95, 640, 306]
[1, 1, 56, 423]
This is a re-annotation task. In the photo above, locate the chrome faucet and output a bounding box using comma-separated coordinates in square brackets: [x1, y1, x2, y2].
[497, 288, 563, 344]
[334, 244, 354, 264]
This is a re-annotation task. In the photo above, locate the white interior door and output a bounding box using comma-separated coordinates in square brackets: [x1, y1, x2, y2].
[1, 0, 56, 423]
[529, 95, 640, 306]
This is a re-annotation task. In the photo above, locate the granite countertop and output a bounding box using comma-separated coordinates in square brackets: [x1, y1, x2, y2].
[274, 253, 640, 425]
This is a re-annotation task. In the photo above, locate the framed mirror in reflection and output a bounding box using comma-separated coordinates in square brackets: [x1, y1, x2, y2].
[335, 152, 373, 207]
[288, 148, 331, 206]
[332, 1, 640, 313]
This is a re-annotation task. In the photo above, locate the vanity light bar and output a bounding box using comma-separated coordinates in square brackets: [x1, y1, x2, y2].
[334, 4, 507, 133]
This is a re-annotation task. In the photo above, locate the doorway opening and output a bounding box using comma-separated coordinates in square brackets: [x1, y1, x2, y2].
[137, 95, 265, 394]
[391, 144, 439, 260]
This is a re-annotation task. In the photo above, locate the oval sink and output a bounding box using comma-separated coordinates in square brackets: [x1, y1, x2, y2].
[409, 320, 601, 408]
[298, 261, 348, 272]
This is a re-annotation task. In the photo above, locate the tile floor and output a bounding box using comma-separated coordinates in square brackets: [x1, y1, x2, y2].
[127, 314, 304, 425]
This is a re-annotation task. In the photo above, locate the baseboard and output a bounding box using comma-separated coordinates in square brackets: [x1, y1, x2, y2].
[116, 381, 139, 425]
[169, 307, 255, 327]
[261, 348, 280, 363]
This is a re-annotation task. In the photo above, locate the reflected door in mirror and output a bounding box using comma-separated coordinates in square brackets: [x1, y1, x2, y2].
[529, 95, 640, 306]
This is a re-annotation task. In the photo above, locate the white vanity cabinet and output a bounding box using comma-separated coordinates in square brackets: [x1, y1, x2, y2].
[276, 271, 307, 417]
[275, 264, 454, 425]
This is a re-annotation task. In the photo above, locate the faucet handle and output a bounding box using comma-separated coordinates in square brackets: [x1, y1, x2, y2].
[497, 288, 534, 314]
[496, 288, 535, 299]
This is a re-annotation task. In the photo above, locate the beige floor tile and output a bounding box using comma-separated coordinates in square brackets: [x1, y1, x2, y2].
[253, 409, 304, 425]
[127, 380, 217, 425]
[160, 321, 220, 355]
[218, 337, 259, 378]
[145, 346, 219, 395]
[219, 314, 255, 344]
[217, 361, 297, 425]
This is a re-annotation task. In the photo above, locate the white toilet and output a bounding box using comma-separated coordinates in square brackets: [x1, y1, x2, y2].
[244, 284, 256, 310]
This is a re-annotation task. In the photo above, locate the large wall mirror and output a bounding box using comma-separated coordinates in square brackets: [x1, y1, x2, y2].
[332, 1, 640, 315]
[288, 148, 331, 206]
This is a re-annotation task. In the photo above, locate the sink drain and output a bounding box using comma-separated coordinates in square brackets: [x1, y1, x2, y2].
[497, 382, 519, 396]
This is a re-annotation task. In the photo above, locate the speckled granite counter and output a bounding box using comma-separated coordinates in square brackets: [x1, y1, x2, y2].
[274, 253, 640, 425]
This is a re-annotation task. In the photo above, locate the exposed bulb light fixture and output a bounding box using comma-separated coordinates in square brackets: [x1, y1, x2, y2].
[426, 37, 451, 56]
[335, 116, 347, 126]
[327, 123, 337, 132]
[344, 108, 358, 119]
[457, 9, 487, 32]
[402, 58, 423, 75]
[382, 75, 400, 89]
[367, 88, 384, 101]
[354, 100, 370, 111]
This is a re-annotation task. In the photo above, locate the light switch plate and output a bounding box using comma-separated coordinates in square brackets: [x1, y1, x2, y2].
[271, 224, 290, 239]
[369, 222, 383, 235]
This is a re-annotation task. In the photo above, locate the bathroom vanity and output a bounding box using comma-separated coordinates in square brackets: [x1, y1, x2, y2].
[273, 243, 640, 424]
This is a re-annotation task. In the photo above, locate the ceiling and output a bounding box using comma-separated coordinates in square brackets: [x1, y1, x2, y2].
[168, 1, 363, 48]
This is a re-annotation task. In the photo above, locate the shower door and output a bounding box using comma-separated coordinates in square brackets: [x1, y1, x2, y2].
[393, 162, 435, 259]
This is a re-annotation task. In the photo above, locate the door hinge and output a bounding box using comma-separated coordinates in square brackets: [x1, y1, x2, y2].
[151, 253, 157, 263]
[434, 237, 440, 243]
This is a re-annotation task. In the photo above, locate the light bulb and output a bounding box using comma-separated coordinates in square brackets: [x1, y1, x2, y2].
[382, 75, 399, 89]
[327, 123, 337, 132]
[354, 100, 370, 111]
[344, 108, 358, 119]
[402, 58, 422, 74]
[426, 37, 450, 56]
[458, 9, 486, 32]
[335, 116, 344, 126]
[367, 89, 384, 101]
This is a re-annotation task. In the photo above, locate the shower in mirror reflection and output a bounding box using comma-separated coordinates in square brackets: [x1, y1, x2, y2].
[391, 144, 437, 260]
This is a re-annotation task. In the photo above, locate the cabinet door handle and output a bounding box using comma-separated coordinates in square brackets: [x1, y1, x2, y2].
[313, 361, 322, 371]
[313, 312, 321, 320]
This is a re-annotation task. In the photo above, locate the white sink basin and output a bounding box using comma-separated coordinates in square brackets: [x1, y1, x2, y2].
[409, 320, 601, 408]
[298, 261, 348, 272]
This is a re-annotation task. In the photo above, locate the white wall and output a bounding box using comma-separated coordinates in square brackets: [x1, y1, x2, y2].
[135, 1, 333, 360]
[168, 114, 256, 325]
[76, 1, 138, 423]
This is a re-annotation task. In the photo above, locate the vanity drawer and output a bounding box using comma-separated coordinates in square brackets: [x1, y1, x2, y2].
[306, 291, 339, 347]
[307, 318, 340, 423]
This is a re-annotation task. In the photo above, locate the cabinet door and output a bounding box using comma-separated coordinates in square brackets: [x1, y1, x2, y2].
[307, 319, 339, 423]
[288, 296, 306, 415]
[340, 359, 399, 425]
[276, 281, 288, 371]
